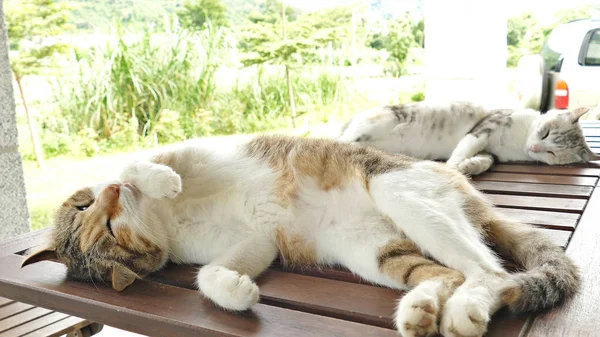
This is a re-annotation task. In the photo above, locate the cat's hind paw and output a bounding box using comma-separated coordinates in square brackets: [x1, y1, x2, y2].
[197, 265, 259, 311]
[395, 284, 440, 337]
[440, 290, 490, 337]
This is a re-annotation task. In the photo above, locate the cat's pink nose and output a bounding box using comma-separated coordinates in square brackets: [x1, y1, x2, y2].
[529, 144, 541, 153]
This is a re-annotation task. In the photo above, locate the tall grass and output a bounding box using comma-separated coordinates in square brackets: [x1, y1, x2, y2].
[44, 17, 355, 158]
[53, 17, 231, 139]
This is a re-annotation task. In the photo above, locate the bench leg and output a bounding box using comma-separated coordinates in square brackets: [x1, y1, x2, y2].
[66, 323, 104, 337]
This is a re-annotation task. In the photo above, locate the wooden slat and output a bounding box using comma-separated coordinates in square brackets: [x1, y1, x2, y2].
[0, 255, 398, 337]
[487, 194, 586, 213]
[496, 208, 578, 230]
[474, 172, 597, 186]
[0, 303, 33, 320]
[474, 180, 592, 198]
[28, 316, 92, 337]
[527, 182, 600, 336]
[0, 299, 11, 308]
[0, 311, 69, 337]
[0, 308, 51, 334]
[488, 164, 600, 177]
[150, 265, 399, 329]
[583, 128, 600, 136]
[486, 310, 529, 337]
[542, 229, 573, 247]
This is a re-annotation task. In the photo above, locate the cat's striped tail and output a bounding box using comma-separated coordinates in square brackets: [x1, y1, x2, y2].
[489, 218, 580, 313]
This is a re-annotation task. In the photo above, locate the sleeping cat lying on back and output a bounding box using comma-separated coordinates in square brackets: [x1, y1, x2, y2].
[339, 102, 599, 175]
[22, 135, 579, 337]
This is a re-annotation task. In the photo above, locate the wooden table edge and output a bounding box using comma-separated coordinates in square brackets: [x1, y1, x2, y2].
[524, 178, 600, 336]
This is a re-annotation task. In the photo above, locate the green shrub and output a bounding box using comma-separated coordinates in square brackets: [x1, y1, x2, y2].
[52, 16, 232, 140]
[411, 92, 425, 102]
[154, 109, 186, 144]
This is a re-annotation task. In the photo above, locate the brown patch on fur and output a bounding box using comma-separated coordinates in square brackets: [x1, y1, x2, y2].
[407, 264, 465, 289]
[79, 184, 123, 252]
[275, 227, 317, 266]
[139, 236, 156, 250]
[115, 226, 134, 247]
[377, 240, 421, 265]
[501, 286, 523, 307]
[378, 240, 465, 289]
[246, 135, 416, 203]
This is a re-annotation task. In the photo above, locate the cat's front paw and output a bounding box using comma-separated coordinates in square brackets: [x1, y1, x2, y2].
[446, 158, 463, 171]
[121, 162, 182, 199]
[454, 154, 494, 176]
[197, 265, 259, 311]
[145, 166, 182, 199]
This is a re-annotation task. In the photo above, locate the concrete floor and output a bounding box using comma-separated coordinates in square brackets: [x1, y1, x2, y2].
[96, 325, 147, 337]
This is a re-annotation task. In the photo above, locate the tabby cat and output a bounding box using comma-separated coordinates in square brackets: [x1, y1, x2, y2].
[339, 102, 599, 175]
[23, 135, 579, 337]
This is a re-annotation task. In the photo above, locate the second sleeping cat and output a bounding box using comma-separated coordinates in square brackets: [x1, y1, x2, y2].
[339, 102, 598, 175]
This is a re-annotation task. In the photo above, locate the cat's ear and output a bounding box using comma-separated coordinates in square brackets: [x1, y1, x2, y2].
[570, 107, 590, 123]
[21, 244, 57, 268]
[111, 264, 139, 291]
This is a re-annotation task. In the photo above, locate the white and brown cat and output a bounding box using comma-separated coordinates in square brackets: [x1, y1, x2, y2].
[23, 135, 579, 337]
[339, 102, 599, 175]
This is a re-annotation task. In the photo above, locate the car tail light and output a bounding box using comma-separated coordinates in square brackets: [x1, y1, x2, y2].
[555, 80, 569, 109]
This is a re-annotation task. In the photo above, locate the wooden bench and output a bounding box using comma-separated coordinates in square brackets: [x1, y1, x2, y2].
[0, 123, 598, 336]
[0, 295, 102, 337]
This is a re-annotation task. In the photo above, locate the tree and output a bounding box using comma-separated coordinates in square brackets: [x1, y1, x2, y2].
[506, 12, 545, 67]
[552, 5, 598, 26]
[5, 0, 73, 169]
[412, 18, 424, 48]
[239, 3, 353, 126]
[247, 0, 298, 24]
[177, 0, 229, 30]
[381, 15, 416, 77]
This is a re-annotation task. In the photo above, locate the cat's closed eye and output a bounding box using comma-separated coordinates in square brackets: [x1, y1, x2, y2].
[541, 129, 550, 140]
[75, 203, 93, 211]
[106, 219, 114, 236]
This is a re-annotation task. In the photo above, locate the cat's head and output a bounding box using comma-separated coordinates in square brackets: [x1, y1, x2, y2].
[21, 182, 169, 291]
[527, 107, 599, 164]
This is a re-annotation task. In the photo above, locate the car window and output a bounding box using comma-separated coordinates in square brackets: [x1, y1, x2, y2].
[541, 26, 571, 71]
[584, 30, 600, 66]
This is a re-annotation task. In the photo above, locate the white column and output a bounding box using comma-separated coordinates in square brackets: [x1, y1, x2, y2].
[424, 0, 507, 107]
[0, 1, 31, 239]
